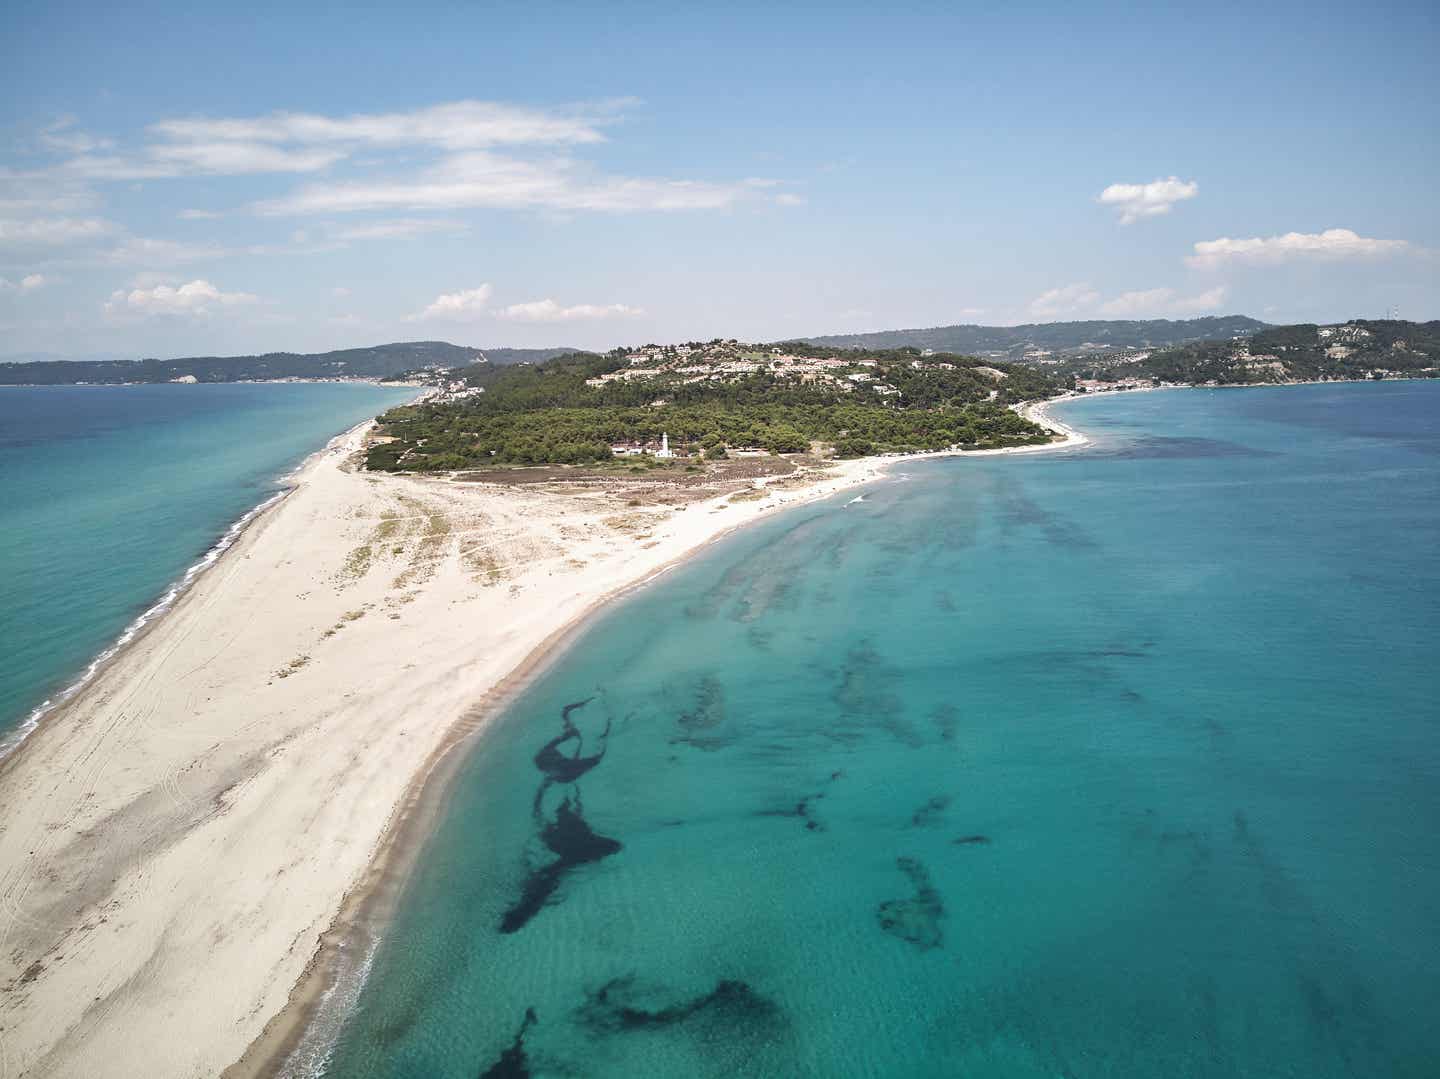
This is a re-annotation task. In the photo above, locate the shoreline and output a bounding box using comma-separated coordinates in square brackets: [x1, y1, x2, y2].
[231, 408, 1097, 1079]
[0, 399, 421, 764]
[228, 490, 824, 1079]
[0, 398, 1076, 1079]
[0, 414, 886, 1078]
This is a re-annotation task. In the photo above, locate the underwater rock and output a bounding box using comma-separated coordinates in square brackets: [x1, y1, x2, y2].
[911, 795, 951, 827]
[877, 857, 944, 950]
[533, 697, 610, 785]
[478, 1008, 536, 1079]
[577, 976, 778, 1035]
[673, 674, 731, 750]
[500, 794, 622, 934]
[756, 793, 825, 832]
[755, 770, 846, 833]
[834, 640, 916, 746]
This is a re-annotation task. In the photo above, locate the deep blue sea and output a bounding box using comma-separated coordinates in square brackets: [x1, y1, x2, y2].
[0, 382, 416, 748]
[319, 382, 1439, 1078]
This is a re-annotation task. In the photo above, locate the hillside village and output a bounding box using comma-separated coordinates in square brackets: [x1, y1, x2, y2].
[1056, 319, 1439, 391]
[579, 341, 961, 400]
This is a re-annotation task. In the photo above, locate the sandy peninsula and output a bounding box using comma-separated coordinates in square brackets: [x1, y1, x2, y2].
[0, 406, 1082, 1078]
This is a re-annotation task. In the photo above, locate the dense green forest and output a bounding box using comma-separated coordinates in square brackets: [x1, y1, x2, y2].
[0, 342, 571, 385]
[800, 316, 1266, 355]
[366, 346, 1063, 471]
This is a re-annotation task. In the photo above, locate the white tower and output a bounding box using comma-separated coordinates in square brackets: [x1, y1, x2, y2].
[658, 432, 673, 458]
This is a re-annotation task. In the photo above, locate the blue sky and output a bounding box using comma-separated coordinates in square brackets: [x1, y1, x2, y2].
[2, 1, 1436, 358]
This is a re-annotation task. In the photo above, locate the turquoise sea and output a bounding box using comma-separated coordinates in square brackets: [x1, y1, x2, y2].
[0, 382, 416, 748]
[321, 382, 1439, 1078]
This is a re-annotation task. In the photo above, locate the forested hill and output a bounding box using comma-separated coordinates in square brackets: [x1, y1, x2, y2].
[366, 340, 1065, 471]
[1067, 320, 1440, 386]
[799, 316, 1266, 355]
[0, 342, 575, 385]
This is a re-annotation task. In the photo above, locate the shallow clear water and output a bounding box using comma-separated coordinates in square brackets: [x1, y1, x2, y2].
[0, 382, 416, 742]
[328, 383, 1439, 1078]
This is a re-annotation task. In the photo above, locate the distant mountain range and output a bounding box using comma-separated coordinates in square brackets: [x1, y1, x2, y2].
[0, 342, 577, 385]
[795, 316, 1268, 355]
[0, 319, 1274, 386]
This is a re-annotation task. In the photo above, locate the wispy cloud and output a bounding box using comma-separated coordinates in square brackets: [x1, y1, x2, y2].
[1029, 283, 1099, 318]
[38, 101, 627, 183]
[0, 273, 51, 292]
[414, 284, 494, 321]
[104, 278, 258, 317]
[0, 216, 115, 245]
[38, 117, 115, 155]
[1186, 228, 1409, 269]
[1098, 177, 1198, 224]
[100, 235, 230, 265]
[1099, 285, 1227, 316]
[256, 151, 764, 216]
[19, 99, 767, 217]
[496, 299, 643, 322]
[410, 286, 642, 323]
[331, 218, 468, 241]
[151, 99, 628, 152]
[1032, 282, 1227, 319]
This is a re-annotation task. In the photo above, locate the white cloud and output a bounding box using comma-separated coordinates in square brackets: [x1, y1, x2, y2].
[178, 208, 222, 220]
[101, 235, 229, 265]
[1099, 285, 1227, 317]
[59, 144, 343, 180]
[104, 279, 257, 317]
[20, 99, 769, 225]
[332, 218, 467, 241]
[331, 286, 351, 297]
[1186, 228, 1409, 269]
[41, 100, 630, 185]
[0, 216, 115, 245]
[40, 130, 114, 155]
[774, 193, 807, 207]
[1100, 288, 1170, 316]
[149, 99, 625, 152]
[149, 142, 346, 175]
[1029, 283, 1100, 318]
[1172, 285, 1228, 313]
[496, 299, 643, 322]
[1098, 176, 1198, 224]
[256, 151, 758, 216]
[414, 284, 494, 321]
[1, 274, 50, 293]
[0, 174, 101, 217]
[37, 117, 114, 156]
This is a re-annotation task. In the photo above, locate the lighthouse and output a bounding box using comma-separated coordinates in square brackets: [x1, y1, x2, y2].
[657, 432, 674, 459]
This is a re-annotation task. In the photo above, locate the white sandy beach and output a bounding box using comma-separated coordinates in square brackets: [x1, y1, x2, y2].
[0, 406, 1081, 1079]
[0, 421, 893, 1078]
